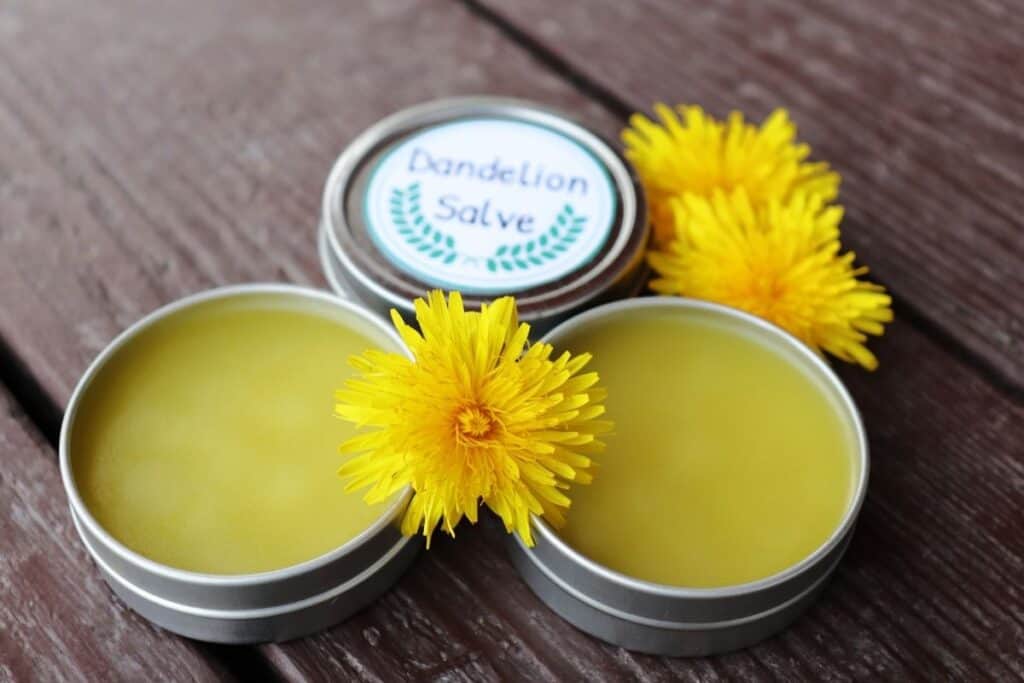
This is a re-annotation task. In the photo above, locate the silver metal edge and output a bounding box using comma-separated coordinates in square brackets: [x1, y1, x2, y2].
[72, 509, 416, 621]
[83, 513, 422, 644]
[511, 524, 852, 630]
[511, 535, 838, 656]
[320, 220, 397, 323]
[510, 297, 869, 623]
[320, 96, 647, 321]
[59, 284, 419, 611]
[318, 219, 357, 301]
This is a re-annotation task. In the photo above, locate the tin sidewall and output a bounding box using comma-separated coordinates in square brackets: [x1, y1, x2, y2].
[59, 284, 421, 639]
[507, 296, 869, 651]
[320, 97, 649, 327]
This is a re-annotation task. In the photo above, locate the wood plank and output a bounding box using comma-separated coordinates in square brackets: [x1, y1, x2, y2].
[471, 0, 1024, 389]
[6, 321, 1019, 682]
[0, 388, 234, 682]
[0, 0, 619, 679]
[270, 309, 1024, 681]
[1, 0, 1022, 679]
[0, 0, 620, 406]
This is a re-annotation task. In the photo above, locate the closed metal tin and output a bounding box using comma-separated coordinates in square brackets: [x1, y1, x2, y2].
[507, 298, 869, 656]
[319, 97, 649, 334]
[59, 284, 421, 644]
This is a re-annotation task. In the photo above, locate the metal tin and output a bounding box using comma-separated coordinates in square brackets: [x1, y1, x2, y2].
[59, 284, 421, 644]
[319, 97, 649, 334]
[507, 298, 869, 656]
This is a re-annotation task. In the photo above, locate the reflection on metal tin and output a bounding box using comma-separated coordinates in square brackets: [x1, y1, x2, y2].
[60, 285, 420, 643]
[507, 298, 869, 656]
[320, 97, 649, 333]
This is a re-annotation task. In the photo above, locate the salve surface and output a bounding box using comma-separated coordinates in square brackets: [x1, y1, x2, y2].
[555, 308, 856, 588]
[72, 295, 396, 574]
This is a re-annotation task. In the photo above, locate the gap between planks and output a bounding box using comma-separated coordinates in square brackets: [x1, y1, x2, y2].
[457, 0, 1024, 405]
[1, 1, 1020, 680]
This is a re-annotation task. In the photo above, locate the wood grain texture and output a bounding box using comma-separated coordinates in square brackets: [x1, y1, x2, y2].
[472, 0, 1024, 390]
[267, 318, 1024, 682]
[0, 0, 1022, 680]
[0, 0, 620, 407]
[0, 389, 232, 683]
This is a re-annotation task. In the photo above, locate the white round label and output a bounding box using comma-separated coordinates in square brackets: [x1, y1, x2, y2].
[362, 118, 617, 294]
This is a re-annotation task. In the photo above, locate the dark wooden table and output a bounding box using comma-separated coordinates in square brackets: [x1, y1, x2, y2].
[2, 1, 1021, 680]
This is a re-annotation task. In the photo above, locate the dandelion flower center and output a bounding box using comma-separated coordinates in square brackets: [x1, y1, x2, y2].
[335, 291, 611, 546]
[454, 404, 500, 442]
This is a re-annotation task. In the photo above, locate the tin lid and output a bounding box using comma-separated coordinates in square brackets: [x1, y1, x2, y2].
[320, 97, 648, 327]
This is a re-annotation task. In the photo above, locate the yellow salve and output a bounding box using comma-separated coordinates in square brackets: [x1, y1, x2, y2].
[72, 293, 398, 575]
[554, 306, 857, 588]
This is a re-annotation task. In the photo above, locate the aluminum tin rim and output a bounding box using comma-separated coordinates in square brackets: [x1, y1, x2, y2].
[511, 529, 851, 631]
[321, 96, 646, 317]
[319, 221, 650, 333]
[319, 220, 352, 299]
[60, 283, 413, 587]
[71, 509, 412, 621]
[521, 296, 869, 600]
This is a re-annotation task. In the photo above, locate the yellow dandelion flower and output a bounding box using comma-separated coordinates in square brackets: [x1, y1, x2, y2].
[336, 291, 611, 547]
[623, 104, 840, 245]
[649, 190, 892, 370]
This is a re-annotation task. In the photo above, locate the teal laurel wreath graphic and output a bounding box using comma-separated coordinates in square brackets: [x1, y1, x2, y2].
[486, 204, 586, 273]
[390, 183, 458, 265]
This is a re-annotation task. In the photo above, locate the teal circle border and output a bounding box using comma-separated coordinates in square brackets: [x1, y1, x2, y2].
[361, 117, 619, 295]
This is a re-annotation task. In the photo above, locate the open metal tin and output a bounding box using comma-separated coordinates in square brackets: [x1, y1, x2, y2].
[319, 96, 649, 334]
[59, 285, 420, 644]
[507, 297, 869, 656]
